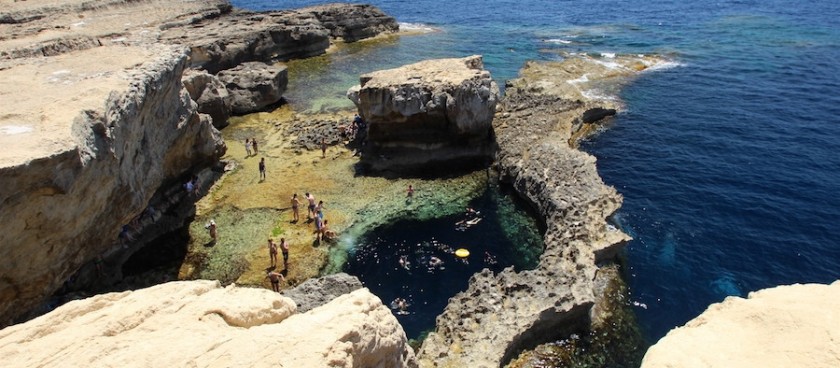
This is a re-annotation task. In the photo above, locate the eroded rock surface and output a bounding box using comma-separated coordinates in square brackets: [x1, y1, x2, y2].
[0, 0, 398, 326]
[642, 281, 840, 368]
[183, 69, 232, 128]
[348, 55, 499, 173]
[0, 280, 417, 368]
[218, 62, 288, 115]
[416, 56, 654, 367]
[282, 272, 363, 313]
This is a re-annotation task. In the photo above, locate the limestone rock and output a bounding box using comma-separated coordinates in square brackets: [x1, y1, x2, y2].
[217, 62, 288, 115]
[282, 273, 364, 313]
[183, 69, 232, 128]
[347, 55, 499, 173]
[642, 281, 840, 368]
[417, 58, 635, 367]
[0, 281, 418, 368]
[0, 44, 225, 326]
[162, 4, 397, 74]
[303, 3, 400, 42]
[0, 0, 400, 326]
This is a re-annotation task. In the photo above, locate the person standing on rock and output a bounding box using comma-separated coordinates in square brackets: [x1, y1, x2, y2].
[208, 219, 217, 244]
[280, 237, 289, 269]
[259, 157, 266, 181]
[315, 200, 325, 220]
[268, 238, 278, 267]
[321, 137, 327, 158]
[306, 192, 316, 220]
[252, 138, 259, 155]
[245, 138, 252, 157]
[291, 193, 300, 223]
[266, 270, 285, 292]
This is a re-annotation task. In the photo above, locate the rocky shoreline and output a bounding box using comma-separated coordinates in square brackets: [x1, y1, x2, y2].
[1, 1, 767, 367]
[0, 0, 397, 327]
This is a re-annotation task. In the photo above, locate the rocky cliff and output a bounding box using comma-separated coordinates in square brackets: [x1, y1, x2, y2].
[642, 281, 840, 368]
[417, 55, 668, 367]
[0, 280, 417, 368]
[347, 55, 498, 173]
[0, 0, 399, 326]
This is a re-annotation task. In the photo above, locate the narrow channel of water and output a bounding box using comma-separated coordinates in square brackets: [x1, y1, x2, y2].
[343, 180, 544, 339]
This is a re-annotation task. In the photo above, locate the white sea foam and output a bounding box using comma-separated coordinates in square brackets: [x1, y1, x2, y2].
[0, 125, 33, 135]
[643, 59, 685, 72]
[592, 58, 625, 71]
[601, 52, 616, 59]
[544, 38, 573, 45]
[567, 74, 589, 84]
[581, 89, 619, 103]
[399, 22, 437, 33]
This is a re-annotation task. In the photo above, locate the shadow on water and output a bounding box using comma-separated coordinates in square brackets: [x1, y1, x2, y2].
[343, 180, 544, 339]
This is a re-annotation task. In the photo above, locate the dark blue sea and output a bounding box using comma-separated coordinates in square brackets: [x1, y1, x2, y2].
[233, 0, 840, 343]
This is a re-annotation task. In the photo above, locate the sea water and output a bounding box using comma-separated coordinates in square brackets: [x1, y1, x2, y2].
[233, 0, 840, 343]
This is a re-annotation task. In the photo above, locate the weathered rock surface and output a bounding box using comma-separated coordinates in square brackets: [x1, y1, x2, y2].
[282, 272, 364, 313]
[183, 69, 232, 128]
[217, 61, 288, 115]
[0, 0, 399, 326]
[348, 55, 499, 173]
[417, 56, 657, 367]
[642, 281, 840, 368]
[0, 43, 225, 327]
[0, 280, 417, 368]
[161, 3, 398, 74]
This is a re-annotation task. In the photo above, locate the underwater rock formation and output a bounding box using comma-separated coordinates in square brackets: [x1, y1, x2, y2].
[0, 280, 417, 368]
[642, 281, 840, 368]
[347, 55, 499, 173]
[417, 58, 634, 367]
[0, 0, 399, 326]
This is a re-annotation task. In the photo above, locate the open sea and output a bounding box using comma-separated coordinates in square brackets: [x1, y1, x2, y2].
[233, 0, 840, 344]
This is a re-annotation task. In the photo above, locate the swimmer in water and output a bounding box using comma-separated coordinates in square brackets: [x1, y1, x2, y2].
[391, 297, 410, 314]
[399, 255, 411, 270]
[429, 256, 444, 269]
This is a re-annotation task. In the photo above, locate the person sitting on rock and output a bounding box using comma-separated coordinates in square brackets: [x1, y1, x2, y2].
[320, 219, 337, 242]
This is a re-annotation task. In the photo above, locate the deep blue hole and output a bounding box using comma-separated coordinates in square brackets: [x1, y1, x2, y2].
[343, 182, 544, 339]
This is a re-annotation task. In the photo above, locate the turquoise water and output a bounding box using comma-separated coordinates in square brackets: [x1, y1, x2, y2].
[234, 0, 840, 343]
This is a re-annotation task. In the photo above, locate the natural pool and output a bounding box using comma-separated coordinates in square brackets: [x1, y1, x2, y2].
[343, 180, 544, 339]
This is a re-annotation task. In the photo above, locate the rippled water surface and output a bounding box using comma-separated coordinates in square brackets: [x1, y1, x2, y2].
[234, 0, 840, 342]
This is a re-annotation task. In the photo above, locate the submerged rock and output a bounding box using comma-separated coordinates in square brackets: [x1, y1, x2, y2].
[347, 55, 499, 174]
[0, 280, 417, 368]
[642, 281, 840, 368]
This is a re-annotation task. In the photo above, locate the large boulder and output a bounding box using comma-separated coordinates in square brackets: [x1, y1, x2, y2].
[347, 55, 499, 173]
[282, 273, 364, 313]
[303, 3, 400, 42]
[642, 281, 840, 368]
[217, 62, 288, 115]
[0, 281, 418, 368]
[183, 69, 232, 128]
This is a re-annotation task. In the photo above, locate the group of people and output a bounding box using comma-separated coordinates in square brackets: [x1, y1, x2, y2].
[294, 192, 336, 243]
[267, 237, 290, 269]
[244, 138, 259, 156]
